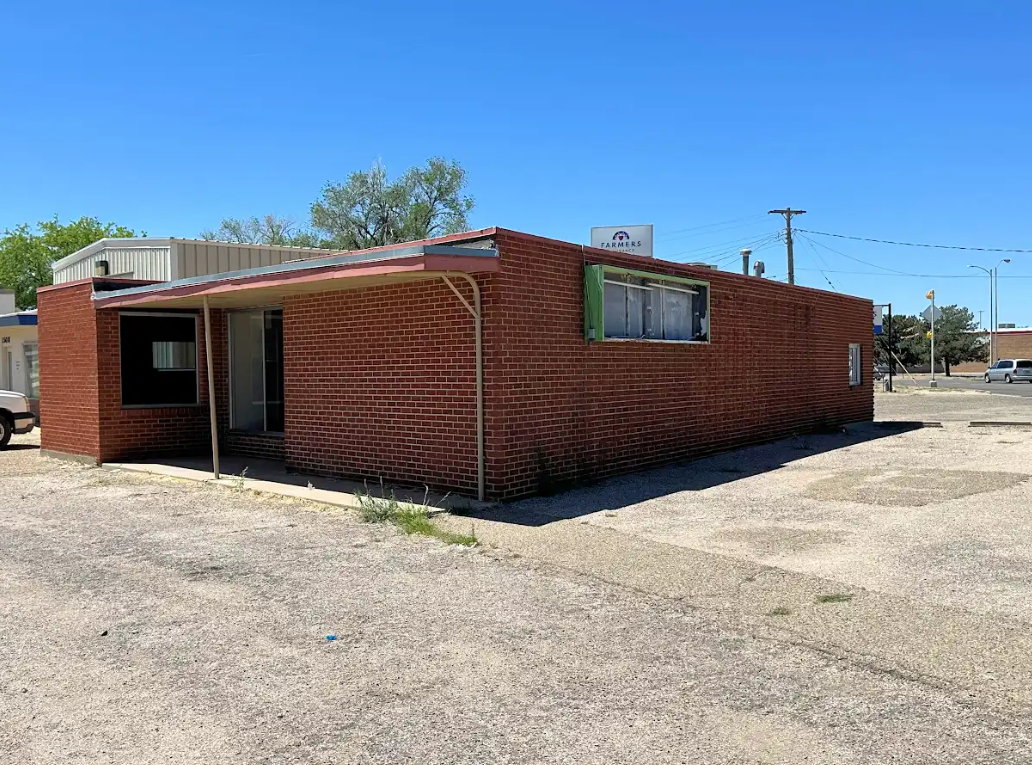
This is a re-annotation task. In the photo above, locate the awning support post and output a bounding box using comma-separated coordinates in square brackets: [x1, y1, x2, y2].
[441, 274, 485, 502]
[203, 296, 220, 479]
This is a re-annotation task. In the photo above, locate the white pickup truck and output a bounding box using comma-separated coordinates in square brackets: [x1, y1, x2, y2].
[0, 389, 36, 448]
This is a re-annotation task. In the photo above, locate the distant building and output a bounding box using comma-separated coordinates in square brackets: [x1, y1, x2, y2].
[0, 290, 39, 412]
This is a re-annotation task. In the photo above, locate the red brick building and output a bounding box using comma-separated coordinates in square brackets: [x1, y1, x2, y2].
[37, 228, 874, 500]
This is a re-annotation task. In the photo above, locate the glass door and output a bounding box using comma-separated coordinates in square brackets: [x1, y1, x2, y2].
[229, 309, 284, 432]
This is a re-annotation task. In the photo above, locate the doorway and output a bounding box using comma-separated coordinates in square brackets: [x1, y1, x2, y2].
[3, 347, 11, 392]
[229, 309, 284, 432]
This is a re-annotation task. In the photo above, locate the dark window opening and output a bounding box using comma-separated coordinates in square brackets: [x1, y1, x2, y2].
[120, 314, 199, 407]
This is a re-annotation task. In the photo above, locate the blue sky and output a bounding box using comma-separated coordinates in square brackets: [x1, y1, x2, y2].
[2, 1, 1031, 323]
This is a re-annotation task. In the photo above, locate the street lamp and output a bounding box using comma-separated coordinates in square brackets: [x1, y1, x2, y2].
[968, 264, 993, 362]
[968, 259, 1012, 364]
[995, 259, 1011, 360]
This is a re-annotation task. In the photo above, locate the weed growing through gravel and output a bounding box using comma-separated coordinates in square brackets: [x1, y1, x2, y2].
[767, 606, 792, 617]
[357, 484, 477, 547]
[815, 592, 853, 604]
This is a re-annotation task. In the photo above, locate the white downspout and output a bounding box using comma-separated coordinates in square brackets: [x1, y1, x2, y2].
[440, 274, 484, 501]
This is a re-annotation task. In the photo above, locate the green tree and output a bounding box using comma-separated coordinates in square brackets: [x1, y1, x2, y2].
[310, 158, 474, 250]
[875, 314, 925, 371]
[199, 214, 322, 248]
[920, 304, 987, 376]
[0, 216, 139, 309]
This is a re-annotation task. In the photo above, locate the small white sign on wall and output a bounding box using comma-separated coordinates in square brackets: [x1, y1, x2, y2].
[590, 225, 654, 257]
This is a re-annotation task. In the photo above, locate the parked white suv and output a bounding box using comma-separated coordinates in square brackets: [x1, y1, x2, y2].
[0, 389, 36, 448]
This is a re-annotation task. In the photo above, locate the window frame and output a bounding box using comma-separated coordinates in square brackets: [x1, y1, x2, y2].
[849, 343, 862, 386]
[22, 340, 39, 399]
[585, 264, 711, 344]
[119, 311, 201, 409]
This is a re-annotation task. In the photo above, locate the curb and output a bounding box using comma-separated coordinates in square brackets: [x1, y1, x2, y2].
[969, 421, 1032, 428]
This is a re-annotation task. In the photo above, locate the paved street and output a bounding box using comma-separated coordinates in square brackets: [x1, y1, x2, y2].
[894, 374, 1032, 397]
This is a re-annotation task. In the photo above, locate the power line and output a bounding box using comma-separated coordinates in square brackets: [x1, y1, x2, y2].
[674, 231, 778, 258]
[801, 239, 839, 291]
[798, 233, 919, 276]
[710, 237, 782, 269]
[701, 234, 782, 266]
[667, 231, 780, 260]
[791, 268, 1032, 279]
[657, 219, 774, 244]
[798, 228, 1032, 254]
[655, 214, 767, 241]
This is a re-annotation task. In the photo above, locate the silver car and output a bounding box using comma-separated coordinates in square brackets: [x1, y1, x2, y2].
[984, 359, 1032, 383]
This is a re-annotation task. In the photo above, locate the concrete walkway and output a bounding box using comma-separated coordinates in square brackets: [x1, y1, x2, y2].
[104, 453, 486, 512]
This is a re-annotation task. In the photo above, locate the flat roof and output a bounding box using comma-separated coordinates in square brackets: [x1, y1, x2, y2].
[91, 238, 500, 310]
[0, 310, 38, 327]
[51, 237, 336, 274]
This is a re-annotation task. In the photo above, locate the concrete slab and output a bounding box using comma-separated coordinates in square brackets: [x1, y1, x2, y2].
[103, 456, 492, 513]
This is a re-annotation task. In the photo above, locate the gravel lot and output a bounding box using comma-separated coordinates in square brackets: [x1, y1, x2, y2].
[3, 427, 1032, 763]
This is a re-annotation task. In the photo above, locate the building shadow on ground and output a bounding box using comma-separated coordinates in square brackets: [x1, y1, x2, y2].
[454, 422, 926, 527]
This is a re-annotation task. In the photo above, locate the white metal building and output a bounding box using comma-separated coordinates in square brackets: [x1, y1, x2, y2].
[52, 238, 335, 284]
[0, 290, 39, 401]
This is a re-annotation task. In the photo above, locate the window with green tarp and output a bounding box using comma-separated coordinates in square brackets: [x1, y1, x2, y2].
[584, 265, 710, 342]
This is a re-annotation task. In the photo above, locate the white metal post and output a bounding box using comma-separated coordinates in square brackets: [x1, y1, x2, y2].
[929, 291, 937, 388]
[203, 296, 220, 478]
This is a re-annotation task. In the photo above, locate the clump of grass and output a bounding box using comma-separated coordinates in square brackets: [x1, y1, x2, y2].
[815, 592, 853, 604]
[767, 606, 792, 617]
[357, 483, 476, 547]
[230, 466, 249, 490]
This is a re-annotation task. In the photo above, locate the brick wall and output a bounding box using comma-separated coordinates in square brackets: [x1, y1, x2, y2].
[996, 332, 1032, 361]
[479, 231, 874, 499]
[38, 281, 226, 463]
[37, 281, 101, 460]
[95, 306, 217, 463]
[37, 232, 874, 501]
[224, 430, 285, 461]
[283, 280, 479, 493]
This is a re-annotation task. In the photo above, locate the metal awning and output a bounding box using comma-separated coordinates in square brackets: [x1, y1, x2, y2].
[91, 240, 496, 501]
[91, 244, 499, 309]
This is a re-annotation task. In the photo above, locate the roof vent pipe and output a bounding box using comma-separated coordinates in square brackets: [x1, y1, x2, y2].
[740, 248, 751, 276]
[95, 260, 109, 277]
[753, 260, 765, 278]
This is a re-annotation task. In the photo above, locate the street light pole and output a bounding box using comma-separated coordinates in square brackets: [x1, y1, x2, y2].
[995, 259, 1011, 358]
[968, 264, 994, 363]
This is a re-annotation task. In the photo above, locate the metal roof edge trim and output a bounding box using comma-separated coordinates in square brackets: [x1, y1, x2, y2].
[51, 238, 174, 272]
[0, 313, 38, 327]
[52, 237, 341, 273]
[90, 245, 499, 303]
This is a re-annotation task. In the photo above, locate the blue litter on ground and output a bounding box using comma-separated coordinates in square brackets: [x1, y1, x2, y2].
[326, 634, 337, 641]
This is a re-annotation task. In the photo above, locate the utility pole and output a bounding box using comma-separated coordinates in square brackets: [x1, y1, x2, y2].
[768, 208, 805, 285]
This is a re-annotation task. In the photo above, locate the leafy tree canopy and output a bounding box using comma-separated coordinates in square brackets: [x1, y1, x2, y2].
[876, 306, 987, 376]
[0, 216, 139, 309]
[201, 158, 474, 252]
[923, 304, 987, 375]
[199, 214, 322, 249]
